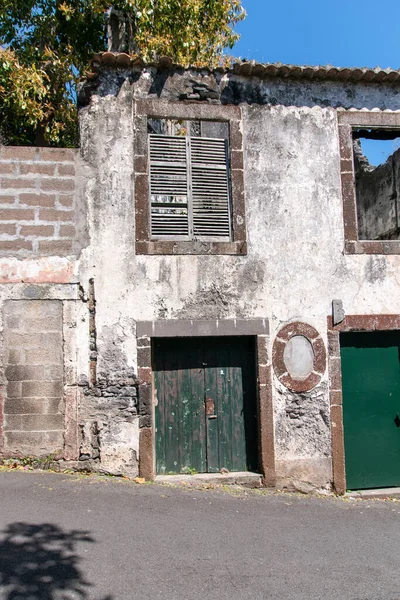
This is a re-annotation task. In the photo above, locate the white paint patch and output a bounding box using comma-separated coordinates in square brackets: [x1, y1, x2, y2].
[283, 335, 314, 380]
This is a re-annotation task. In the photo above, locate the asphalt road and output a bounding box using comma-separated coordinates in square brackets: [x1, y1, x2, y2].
[0, 471, 399, 600]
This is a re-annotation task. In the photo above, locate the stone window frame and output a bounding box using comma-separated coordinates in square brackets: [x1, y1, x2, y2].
[134, 99, 247, 255]
[135, 318, 275, 485]
[338, 111, 400, 255]
[272, 322, 326, 393]
[327, 314, 400, 495]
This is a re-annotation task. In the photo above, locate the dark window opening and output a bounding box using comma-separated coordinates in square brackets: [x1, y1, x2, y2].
[147, 118, 231, 241]
[353, 129, 400, 240]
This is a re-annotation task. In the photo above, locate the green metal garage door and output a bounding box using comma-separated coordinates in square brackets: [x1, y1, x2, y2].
[341, 331, 400, 490]
[154, 336, 259, 475]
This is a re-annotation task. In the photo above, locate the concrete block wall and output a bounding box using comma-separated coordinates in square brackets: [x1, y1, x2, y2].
[0, 147, 81, 256]
[2, 300, 64, 456]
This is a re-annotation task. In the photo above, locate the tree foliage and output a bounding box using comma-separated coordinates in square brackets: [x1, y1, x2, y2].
[0, 0, 245, 147]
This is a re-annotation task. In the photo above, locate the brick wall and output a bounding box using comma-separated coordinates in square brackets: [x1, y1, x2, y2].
[0, 147, 80, 256]
[3, 300, 64, 456]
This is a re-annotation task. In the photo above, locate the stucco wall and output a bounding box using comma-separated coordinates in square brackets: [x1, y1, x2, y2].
[75, 67, 400, 487]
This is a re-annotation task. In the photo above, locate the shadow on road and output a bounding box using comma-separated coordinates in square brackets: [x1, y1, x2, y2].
[0, 522, 112, 599]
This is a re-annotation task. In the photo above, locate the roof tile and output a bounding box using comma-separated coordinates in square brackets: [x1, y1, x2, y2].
[90, 53, 400, 85]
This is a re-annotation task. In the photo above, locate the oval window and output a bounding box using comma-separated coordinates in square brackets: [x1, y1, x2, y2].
[283, 335, 314, 380]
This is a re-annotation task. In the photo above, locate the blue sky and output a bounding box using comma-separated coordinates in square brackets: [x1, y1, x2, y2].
[232, 0, 400, 165]
[232, 0, 400, 70]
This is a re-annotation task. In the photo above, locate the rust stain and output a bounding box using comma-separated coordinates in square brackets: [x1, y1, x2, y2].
[205, 397, 215, 416]
[0, 258, 75, 284]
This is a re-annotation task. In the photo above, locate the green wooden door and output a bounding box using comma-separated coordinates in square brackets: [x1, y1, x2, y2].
[154, 336, 258, 475]
[341, 331, 400, 490]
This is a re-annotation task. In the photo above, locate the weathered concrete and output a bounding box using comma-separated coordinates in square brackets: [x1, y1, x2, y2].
[72, 67, 400, 483]
[2, 300, 64, 456]
[155, 472, 262, 488]
[346, 487, 400, 499]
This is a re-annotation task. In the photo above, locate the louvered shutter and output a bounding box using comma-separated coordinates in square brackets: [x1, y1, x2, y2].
[149, 134, 189, 238]
[149, 132, 231, 240]
[190, 137, 231, 240]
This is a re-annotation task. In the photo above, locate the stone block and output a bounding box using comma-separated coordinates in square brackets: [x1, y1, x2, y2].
[6, 382, 21, 398]
[4, 430, 64, 455]
[5, 299, 62, 319]
[21, 380, 63, 398]
[5, 414, 23, 430]
[137, 346, 151, 368]
[24, 347, 63, 365]
[20, 414, 64, 431]
[6, 349, 22, 364]
[43, 365, 63, 380]
[6, 316, 21, 330]
[23, 317, 61, 332]
[5, 365, 44, 381]
[4, 397, 62, 415]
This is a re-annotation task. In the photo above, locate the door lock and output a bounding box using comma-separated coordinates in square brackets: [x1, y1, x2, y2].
[205, 397, 217, 419]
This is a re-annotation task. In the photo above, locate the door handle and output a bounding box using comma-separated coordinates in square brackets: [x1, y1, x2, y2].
[395, 413, 400, 428]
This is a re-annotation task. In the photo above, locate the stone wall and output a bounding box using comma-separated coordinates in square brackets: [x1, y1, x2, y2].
[355, 144, 400, 240]
[2, 299, 64, 456]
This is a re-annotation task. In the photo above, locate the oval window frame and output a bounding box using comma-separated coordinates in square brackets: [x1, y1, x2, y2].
[272, 322, 326, 392]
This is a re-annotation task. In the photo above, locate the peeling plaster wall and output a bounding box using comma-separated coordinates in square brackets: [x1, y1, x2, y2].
[74, 67, 400, 487]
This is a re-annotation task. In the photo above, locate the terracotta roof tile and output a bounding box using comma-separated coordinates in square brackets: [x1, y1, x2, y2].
[90, 53, 400, 85]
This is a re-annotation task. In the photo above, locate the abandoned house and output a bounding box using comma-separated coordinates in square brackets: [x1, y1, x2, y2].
[1, 54, 400, 494]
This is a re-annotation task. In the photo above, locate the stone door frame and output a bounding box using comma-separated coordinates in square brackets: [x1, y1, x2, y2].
[136, 318, 275, 485]
[328, 314, 400, 494]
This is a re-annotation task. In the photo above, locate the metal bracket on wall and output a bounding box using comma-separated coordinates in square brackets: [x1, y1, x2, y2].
[332, 299, 345, 326]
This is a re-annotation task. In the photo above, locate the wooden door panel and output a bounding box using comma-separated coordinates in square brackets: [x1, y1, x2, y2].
[203, 337, 257, 473]
[154, 336, 258, 475]
[154, 338, 206, 474]
[177, 338, 206, 474]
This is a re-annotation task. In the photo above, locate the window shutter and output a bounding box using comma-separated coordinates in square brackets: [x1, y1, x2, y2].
[149, 134, 189, 238]
[190, 137, 231, 240]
